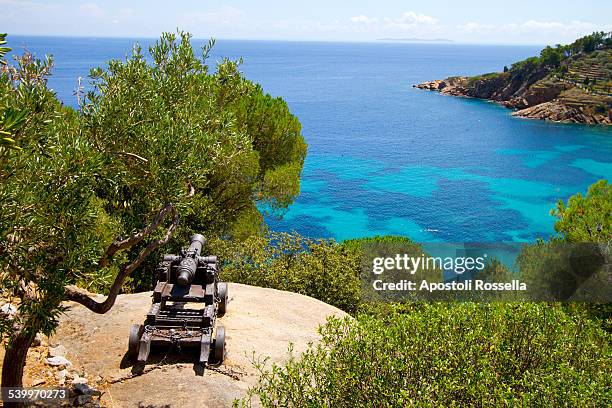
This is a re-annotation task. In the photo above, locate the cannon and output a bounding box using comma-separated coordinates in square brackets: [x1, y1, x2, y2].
[127, 234, 228, 364]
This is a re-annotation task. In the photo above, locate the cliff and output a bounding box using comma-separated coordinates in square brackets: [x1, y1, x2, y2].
[415, 44, 612, 125]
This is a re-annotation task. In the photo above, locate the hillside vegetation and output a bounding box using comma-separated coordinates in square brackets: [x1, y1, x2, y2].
[239, 303, 610, 407]
[416, 32, 612, 124]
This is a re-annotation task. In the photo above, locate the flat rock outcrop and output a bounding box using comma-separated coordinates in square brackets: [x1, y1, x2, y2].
[2, 283, 347, 407]
[512, 101, 609, 125]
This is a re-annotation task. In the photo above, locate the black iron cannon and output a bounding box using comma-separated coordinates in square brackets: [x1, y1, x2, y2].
[127, 234, 228, 364]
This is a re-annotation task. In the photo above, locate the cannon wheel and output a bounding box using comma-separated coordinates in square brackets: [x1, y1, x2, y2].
[217, 282, 228, 316]
[128, 324, 144, 360]
[213, 326, 226, 363]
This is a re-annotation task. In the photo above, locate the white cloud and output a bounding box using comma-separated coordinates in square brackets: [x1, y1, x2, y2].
[456, 19, 612, 43]
[347, 10, 442, 37]
[345, 12, 610, 43]
[1, 2, 610, 44]
[349, 15, 377, 24]
[350, 11, 438, 30]
[388, 11, 438, 26]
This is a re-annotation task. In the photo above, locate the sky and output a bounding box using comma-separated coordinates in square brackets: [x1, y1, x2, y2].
[3, 0, 612, 45]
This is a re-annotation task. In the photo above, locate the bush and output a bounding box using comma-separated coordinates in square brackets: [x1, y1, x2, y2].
[210, 233, 363, 313]
[516, 239, 610, 302]
[239, 303, 611, 407]
[540, 46, 563, 68]
[211, 234, 443, 313]
[468, 72, 503, 84]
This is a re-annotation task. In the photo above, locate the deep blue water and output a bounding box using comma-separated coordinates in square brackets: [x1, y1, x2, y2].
[8, 36, 612, 242]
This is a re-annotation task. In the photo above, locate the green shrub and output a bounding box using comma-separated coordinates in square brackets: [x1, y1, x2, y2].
[239, 303, 611, 407]
[510, 56, 541, 73]
[540, 45, 563, 68]
[516, 239, 609, 302]
[211, 234, 437, 313]
[544, 180, 611, 329]
[468, 72, 503, 84]
[210, 233, 363, 313]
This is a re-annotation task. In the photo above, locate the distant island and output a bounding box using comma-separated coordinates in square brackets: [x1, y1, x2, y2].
[415, 32, 612, 125]
[379, 38, 453, 43]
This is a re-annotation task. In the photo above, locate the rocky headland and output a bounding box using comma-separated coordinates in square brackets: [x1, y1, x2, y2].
[415, 41, 612, 125]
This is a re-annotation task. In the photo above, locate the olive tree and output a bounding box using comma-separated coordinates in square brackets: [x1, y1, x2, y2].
[0, 31, 306, 393]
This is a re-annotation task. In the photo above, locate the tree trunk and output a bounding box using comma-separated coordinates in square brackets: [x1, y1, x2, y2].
[1, 331, 35, 408]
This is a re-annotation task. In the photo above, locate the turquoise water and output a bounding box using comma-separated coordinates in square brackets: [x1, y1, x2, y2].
[8, 37, 612, 242]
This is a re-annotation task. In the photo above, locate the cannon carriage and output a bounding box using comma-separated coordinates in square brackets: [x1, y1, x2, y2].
[128, 234, 228, 364]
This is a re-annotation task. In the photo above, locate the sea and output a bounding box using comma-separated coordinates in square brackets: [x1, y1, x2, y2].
[8, 36, 612, 244]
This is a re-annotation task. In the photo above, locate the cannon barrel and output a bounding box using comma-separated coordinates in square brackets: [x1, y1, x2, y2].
[176, 257, 197, 285]
[176, 234, 207, 285]
[187, 234, 205, 256]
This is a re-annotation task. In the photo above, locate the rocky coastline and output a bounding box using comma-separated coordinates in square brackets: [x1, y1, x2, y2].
[414, 54, 612, 126]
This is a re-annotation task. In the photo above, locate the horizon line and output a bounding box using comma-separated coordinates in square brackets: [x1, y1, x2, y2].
[7, 33, 548, 48]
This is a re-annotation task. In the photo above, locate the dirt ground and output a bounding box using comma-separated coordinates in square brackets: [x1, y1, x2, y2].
[1, 283, 347, 407]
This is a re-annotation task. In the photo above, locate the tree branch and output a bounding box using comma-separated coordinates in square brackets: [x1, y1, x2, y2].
[64, 204, 179, 314]
[99, 202, 174, 267]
